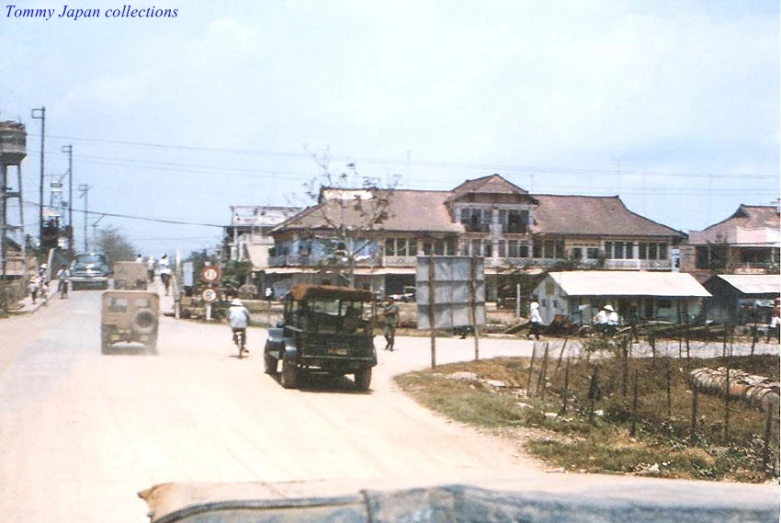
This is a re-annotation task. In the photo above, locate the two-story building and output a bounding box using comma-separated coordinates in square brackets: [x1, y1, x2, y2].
[223, 205, 301, 268]
[680, 204, 780, 282]
[265, 174, 687, 299]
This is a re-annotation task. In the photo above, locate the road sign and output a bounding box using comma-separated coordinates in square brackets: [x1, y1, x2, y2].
[201, 288, 217, 303]
[201, 266, 220, 282]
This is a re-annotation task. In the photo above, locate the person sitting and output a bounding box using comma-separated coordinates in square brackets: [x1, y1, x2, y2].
[594, 305, 617, 335]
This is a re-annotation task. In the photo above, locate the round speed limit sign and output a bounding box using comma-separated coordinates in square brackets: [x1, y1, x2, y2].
[201, 288, 217, 303]
[201, 266, 220, 282]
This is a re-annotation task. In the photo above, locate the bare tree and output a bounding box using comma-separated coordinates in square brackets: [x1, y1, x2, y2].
[287, 147, 400, 287]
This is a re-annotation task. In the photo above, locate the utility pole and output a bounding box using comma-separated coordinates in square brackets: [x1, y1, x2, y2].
[78, 184, 90, 252]
[61, 144, 73, 253]
[31, 107, 45, 244]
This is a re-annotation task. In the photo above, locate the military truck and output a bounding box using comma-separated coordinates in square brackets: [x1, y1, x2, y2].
[113, 261, 148, 290]
[264, 285, 377, 390]
[101, 290, 159, 354]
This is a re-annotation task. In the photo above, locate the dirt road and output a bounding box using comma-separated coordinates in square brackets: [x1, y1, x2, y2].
[0, 289, 777, 522]
[0, 290, 548, 522]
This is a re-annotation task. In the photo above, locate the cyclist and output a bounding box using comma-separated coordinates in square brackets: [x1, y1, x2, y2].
[56, 264, 71, 299]
[228, 298, 250, 357]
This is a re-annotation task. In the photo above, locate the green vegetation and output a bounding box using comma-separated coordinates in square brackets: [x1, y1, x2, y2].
[395, 353, 779, 483]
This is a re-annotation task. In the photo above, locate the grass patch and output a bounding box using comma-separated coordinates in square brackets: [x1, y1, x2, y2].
[394, 354, 780, 483]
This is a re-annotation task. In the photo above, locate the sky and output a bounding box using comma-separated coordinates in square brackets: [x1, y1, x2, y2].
[1, 0, 778, 258]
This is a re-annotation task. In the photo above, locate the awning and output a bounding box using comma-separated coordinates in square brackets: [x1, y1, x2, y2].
[715, 275, 781, 296]
[545, 271, 711, 298]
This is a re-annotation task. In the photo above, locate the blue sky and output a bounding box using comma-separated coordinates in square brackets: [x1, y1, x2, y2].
[1, 0, 778, 256]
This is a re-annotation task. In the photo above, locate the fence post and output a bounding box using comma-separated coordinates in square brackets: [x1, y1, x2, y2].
[630, 369, 639, 437]
[527, 344, 537, 396]
[666, 358, 672, 420]
[559, 357, 570, 415]
[763, 409, 775, 477]
[690, 384, 699, 445]
[538, 342, 550, 401]
[724, 363, 730, 439]
[621, 336, 629, 397]
[588, 366, 600, 423]
[554, 338, 568, 374]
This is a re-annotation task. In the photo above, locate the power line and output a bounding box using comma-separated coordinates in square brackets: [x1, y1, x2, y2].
[21, 200, 223, 228]
[26, 134, 778, 180]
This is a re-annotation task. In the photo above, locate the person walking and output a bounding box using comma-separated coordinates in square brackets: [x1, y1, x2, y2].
[228, 298, 251, 357]
[382, 296, 400, 351]
[28, 276, 39, 305]
[146, 255, 156, 283]
[158, 254, 172, 296]
[527, 301, 544, 340]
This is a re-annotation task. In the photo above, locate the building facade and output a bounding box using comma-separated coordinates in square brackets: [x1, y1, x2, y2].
[223, 205, 301, 269]
[265, 174, 687, 298]
[680, 204, 780, 282]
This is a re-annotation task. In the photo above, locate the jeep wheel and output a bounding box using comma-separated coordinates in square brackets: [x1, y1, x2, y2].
[264, 353, 277, 375]
[281, 359, 297, 389]
[100, 327, 110, 354]
[354, 367, 372, 391]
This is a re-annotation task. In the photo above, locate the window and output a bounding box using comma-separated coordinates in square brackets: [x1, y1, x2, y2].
[624, 242, 634, 259]
[519, 242, 529, 258]
[587, 247, 599, 259]
[572, 247, 583, 260]
[499, 209, 528, 233]
[460, 208, 490, 232]
[385, 237, 417, 257]
[507, 240, 518, 258]
[639, 242, 668, 260]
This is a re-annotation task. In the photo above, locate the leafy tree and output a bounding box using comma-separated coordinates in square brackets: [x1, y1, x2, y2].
[95, 226, 136, 267]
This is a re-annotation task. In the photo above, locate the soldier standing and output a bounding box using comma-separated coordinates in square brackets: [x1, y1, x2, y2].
[382, 297, 400, 351]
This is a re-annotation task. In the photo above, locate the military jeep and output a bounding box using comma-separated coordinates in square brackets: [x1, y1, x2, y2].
[264, 285, 377, 390]
[101, 290, 159, 355]
[112, 261, 148, 290]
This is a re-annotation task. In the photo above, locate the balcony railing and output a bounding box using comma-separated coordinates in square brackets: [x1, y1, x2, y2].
[268, 254, 675, 271]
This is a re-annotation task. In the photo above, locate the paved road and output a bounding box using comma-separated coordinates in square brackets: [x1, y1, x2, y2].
[0, 288, 777, 522]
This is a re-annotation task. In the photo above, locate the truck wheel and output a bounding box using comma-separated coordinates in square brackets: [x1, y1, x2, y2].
[354, 367, 372, 391]
[281, 359, 297, 389]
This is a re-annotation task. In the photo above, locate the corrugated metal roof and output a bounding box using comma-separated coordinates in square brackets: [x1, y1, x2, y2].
[716, 275, 781, 295]
[546, 271, 711, 297]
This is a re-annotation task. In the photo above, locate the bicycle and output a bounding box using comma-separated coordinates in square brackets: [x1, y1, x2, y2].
[233, 328, 248, 359]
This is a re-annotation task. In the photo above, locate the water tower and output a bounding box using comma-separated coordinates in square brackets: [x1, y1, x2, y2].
[0, 121, 27, 279]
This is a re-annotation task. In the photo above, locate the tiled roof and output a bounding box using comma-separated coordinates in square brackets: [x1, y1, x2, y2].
[272, 190, 464, 234]
[531, 195, 685, 238]
[447, 174, 529, 203]
[271, 175, 684, 239]
[690, 205, 780, 244]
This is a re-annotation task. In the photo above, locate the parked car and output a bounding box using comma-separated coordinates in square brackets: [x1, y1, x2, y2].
[101, 290, 159, 355]
[70, 252, 110, 290]
[264, 284, 377, 390]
